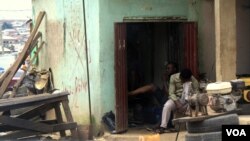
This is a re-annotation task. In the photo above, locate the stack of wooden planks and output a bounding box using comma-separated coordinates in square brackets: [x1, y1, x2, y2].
[0, 11, 46, 98]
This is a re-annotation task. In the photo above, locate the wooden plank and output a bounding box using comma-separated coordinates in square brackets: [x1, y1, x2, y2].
[30, 41, 45, 64]
[0, 92, 69, 111]
[0, 124, 22, 132]
[0, 96, 67, 112]
[0, 92, 69, 104]
[53, 122, 77, 132]
[0, 96, 66, 112]
[17, 103, 55, 120]
[0, 130, 41, 140]
[0, 120, 57, 132]
[0, 122, 77, 140]
[0, 116, 53, 133]
[40, 119, 58, 124]
[62, 99, 78, 138]
[0, 11, 46, 98]
[27, 32, 42, 55]
[54, 102, 66, 137]
[172, 109, 241, 124]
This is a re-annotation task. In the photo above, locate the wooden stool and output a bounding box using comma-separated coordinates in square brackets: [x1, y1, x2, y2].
[0, 91, 78, 140]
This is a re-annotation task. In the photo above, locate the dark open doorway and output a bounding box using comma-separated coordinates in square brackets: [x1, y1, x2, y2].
[114, 22, 198, 133]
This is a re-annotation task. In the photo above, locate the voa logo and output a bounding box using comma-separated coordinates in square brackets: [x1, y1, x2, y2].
[226, 129, 246, 136]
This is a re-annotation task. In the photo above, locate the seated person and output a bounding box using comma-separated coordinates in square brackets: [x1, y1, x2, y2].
[156, 68, 199, 133]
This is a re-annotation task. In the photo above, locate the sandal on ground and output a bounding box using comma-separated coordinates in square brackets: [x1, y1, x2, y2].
[154, 127, 167, 134]
[167, 127, 177, 132]
[155, 127, 177, 134]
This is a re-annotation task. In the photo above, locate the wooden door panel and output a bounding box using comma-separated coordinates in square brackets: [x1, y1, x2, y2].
[114, 23, 128, 133]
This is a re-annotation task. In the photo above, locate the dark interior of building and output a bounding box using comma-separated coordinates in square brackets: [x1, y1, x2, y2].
[126, 22, 184, 126]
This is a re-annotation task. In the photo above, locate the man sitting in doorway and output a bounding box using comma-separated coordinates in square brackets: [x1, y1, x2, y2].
[155, 68, 199, 134]
[128, 62, 178, 127]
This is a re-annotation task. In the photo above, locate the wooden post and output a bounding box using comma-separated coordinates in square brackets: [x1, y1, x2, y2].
[54, 102, 66, 137]
[62, 99, 78, 139]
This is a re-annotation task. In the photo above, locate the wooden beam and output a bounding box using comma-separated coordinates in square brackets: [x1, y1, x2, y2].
[0, 92, 69, 111]
[62, 100, 78, 138]
[53, 122, 77, 132]
[0, 11, 46, 98]
[0, 120, 58, 132]
[0, 116, 53, 133]
[54, 102, 66, 137]
[0, 122, 76, 139]
[0, 130, 41, 140]
[17, 103, 54, 120]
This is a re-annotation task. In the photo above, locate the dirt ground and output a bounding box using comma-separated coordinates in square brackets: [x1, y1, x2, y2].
[93, 125, 187, 141]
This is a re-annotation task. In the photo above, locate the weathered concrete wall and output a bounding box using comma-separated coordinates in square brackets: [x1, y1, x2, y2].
[215, 0, 236, 81]
[236, 0, 250, 75]
[32, 0, 90, 125]
[198, 0, 216, 81]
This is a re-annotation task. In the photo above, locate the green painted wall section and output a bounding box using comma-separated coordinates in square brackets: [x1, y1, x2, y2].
[32, 0, 206, 134]
[32, 0, 90, 125]
[94, 0, 195, 121]
[84, 0, 101, 132]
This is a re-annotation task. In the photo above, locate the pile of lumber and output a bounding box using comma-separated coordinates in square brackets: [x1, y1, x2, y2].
[0, 11, 46, 98]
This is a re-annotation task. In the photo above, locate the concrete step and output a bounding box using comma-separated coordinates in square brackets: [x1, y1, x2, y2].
[239, 115, 250, 125]
[94, 129, 186, 141]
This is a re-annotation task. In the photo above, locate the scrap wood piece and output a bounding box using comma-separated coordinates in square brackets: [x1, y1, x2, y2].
[0, 92, 69, 112]
[0, 130, 42, 140]
[0, 104, 56, 132]
[27, 32, 42, 56]
[0, 120, 58, 132]
[10, 41, 45, 98]
[52, 122, 77, 132]
[62, 100, 78, 138]
[0, 116, 53, 133]
[18, 32, 42, 72]
[0, 11, 46, 98]
[54, 102, 66, 136]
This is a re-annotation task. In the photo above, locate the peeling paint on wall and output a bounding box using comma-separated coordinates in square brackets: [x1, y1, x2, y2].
[46, 21, 64, 68]
[32, 0, 90, 125]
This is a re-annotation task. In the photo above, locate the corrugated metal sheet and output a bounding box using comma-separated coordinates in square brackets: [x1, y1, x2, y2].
[183, 22, 199, 78]
[114, 23, 128, 133]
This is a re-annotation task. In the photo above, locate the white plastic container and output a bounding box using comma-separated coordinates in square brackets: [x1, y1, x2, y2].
[206, 82, 232, 94]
